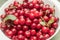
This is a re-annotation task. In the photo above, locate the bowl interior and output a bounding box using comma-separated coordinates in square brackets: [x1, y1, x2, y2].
[0, 0, 60, 40]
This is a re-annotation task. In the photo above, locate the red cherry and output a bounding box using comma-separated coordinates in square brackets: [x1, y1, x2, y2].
[24, 38, 28, 40]
[24, 0, 28, 2]
[52, 22, 58, 28]
[17, 25, 22, 30]
[38, 35, 44, 40]
[12, 36, 18, 40]
[51, 17, 59, 22]
[14, 13, 18, 17]
[5, 8, 9, 12]
[34, 11, 39, 18]
[39, 11, 43, 17]
[45, 4, 50, 9]
[14, 1, 19, 6]
[29, 3, 34, 9]
[5, 30, 13, 38]
[19, 18, 25, 25]
[1, 14, 6, 18]
[23, 26, 28, 31]
[18, 35, 24, 40]
[36, 24, 42, 29]
[31, 23, 36, 29]
[26, 18, 32, 26]
[1, 25, 7, 30]
[34, 4, 40, 9]
[39, 18, 42, 22]
[19, 15, 24, 19]
[50, 8, 54, 13]
[32, 0, 37, 4]
[44, 16, 49, 21]
[24, 10, 29, 17]
[17, 10, 20, 13]
[29, 13, 35, 19]
[54, 17, 59, 22]
[40, 4, 44, 8]
[37, 0, 44, 4]
[36, 31, 42, 37]
[49, 28, 55, 36]
[11, 28, 17, 34]
[45, 9, 50, 15]
[44, 34, 49, 39]
[14, 19, 19, 25]
[18, 30, 23, 35]
[30, 36, 37, 40]
[49, 14, 53, 18]
[13, 26, 16, 28]
[33, 19, 39, 24]
[30, 30, 36, 35]
[23, 2, 28, 8]
[30, 8, 37, 13]
[16, 4, 22, 9]
[42, 27, 49, 33]
[19, 10, 24, 15]
[25, 31, 31, 37]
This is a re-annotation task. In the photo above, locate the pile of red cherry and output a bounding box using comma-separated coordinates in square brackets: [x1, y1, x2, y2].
[1, 0, 59, 40]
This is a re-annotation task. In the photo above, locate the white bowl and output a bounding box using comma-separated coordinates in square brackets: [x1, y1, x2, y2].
[0, 0, 60, 40]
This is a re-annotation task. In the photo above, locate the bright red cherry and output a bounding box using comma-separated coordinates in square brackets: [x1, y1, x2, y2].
[39, 11, 43, 17]
[44, 34, 49, 39]
[29, 13, 35, 19]
[17, 25, 22, 30]
[42, 27, 49, 33]
[38, 35, 44, 40]
[5, 8, 9, 12]
[52, 22, 58, 28]
[34, 11, 39, 18]
[5, 30, 13, 38]
[30, 30, 36, 36]
[14, 13, 18, 17]
[19, 18, 25, 25]
[24, 38, 28, 40]
[1, 14, 6, 18]
[23, 26, 28, 31]
[36, 24, 42, 29]
[23, 2, 28, 8]
[17, 4, 22, 9]
[19, 15, 24, 19]
[30, 36, 37, 40]
[26, 18, 32, 26]
[18, 35, 24, 40]
[14, 19, 19, 25]
[18, 30, 24, 35]
[33, 19, 39, 24]
[12, 36, 18, 40]
[44, 16, 49, 21]
[19, 10, 24, 15]
[25, 31, 31, 37]
[49, 28, 55, 36]
[29, 3, 34, 9]
[24, 10, 29, 17]
[30, 8, 37, 13]
[11, 28, 17, 34]
[36, 31, 42, 37]
[14, 1, 19, 6]
[1, 25, 7, 30]
[40, 4, 44, 8]
[32, 0, 37, 4]
[34, 4, 40, 9]
[31, 23, 36, 29]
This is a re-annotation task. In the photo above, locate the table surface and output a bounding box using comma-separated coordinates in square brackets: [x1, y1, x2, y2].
[0, 0, 60, 40]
